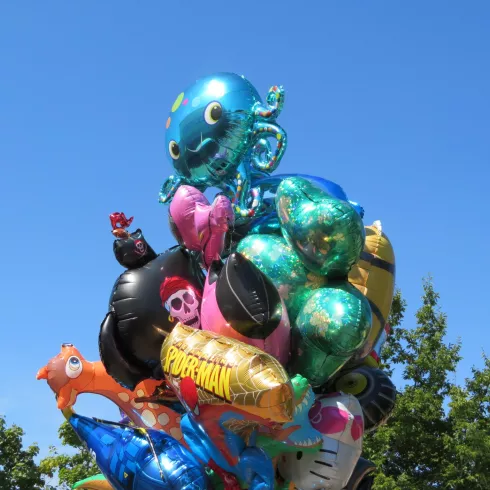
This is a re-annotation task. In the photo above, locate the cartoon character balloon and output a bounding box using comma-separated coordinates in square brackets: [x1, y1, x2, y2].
[159, 72, 287, 222]
[278, 393, 364, 490]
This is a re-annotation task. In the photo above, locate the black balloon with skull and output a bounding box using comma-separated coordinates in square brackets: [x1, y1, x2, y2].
[99, 213, 205, 390]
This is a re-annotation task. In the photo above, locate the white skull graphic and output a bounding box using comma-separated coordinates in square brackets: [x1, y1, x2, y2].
[134, 239, 146, 256]
[166, 288, 200, 328]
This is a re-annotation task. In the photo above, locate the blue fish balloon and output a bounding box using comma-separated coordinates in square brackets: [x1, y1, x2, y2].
[68, 413, 209, 490]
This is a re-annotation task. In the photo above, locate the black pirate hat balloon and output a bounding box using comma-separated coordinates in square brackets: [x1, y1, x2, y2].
[109, 212, 157, 270]
[99, 245, 205, 390]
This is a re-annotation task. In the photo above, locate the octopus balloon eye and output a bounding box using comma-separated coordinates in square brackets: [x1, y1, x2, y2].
[169, 141, 180, 160]
[65, 356, 82, 379]
[204, 102, 223, 125]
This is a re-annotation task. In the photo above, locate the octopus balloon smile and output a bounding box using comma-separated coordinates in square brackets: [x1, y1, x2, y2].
[160, 72, 287, 222]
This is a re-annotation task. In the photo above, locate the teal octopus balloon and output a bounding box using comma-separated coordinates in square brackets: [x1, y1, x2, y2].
[276, 177, 365, 278]
[291, 283, 372, 387]
[160, 72, 287, 224]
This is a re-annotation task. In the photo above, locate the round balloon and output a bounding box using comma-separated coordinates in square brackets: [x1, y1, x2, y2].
[291, 282, 372, 387]
[276, 177, 365, 278]
[237, 234, 327, 320]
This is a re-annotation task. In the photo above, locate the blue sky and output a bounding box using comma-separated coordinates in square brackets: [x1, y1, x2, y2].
[1, 1, 489, 458]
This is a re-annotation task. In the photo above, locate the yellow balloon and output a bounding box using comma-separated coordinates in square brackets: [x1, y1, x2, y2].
[161, 323, 294, 424]
[348, 221, 395, 363]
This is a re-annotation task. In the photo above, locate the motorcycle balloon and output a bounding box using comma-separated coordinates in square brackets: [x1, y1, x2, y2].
[328, 366, 397, 432]
[291, 282, 372, 387]
[276, 177, 365, 278]
[201, 252, 290, 365]
[99, 246, 205, 390]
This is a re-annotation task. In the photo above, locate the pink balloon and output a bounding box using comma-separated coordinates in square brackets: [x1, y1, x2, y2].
[309, 403, 350, 435]
[200, 271, 291, 365]
[169, 186, 234, 267]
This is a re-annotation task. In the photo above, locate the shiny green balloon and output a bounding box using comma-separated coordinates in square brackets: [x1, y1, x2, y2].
[291, 281, 372, 387]
[237, 234, 327, 320]
[276, 177, 365, 278]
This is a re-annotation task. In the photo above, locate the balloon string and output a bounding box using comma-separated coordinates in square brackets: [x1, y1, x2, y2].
[140, 428, 168, 483]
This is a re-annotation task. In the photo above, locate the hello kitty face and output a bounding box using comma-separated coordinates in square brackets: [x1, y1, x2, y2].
[278, 393, 364, 490]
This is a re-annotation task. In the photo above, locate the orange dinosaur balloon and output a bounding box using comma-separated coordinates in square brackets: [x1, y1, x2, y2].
[37, 344, 183, 440]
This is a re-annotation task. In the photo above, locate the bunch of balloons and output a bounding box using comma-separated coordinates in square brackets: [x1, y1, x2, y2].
[38, 73, 398, 490]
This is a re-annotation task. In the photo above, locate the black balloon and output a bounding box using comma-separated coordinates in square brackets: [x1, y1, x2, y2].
[344, 457, 376, 490]
[208, 252, 282, 339]
[99, 246, 205, 390]
[113, 229, 157, 270]
[328, 366, 397, 432]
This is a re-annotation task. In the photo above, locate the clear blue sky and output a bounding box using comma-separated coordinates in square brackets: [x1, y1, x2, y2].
[1, 2, 489, 458]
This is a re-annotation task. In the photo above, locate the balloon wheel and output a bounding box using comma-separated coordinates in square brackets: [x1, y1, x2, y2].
[332, 367, 396, 432]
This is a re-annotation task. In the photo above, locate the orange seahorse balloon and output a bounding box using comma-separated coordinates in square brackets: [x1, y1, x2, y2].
[36, 344, 183, 441]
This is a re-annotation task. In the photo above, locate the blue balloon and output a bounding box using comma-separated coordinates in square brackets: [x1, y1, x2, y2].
[180, 412, 275, 490]
[68, 414, 209, 490]
[160, 73, 288, 222]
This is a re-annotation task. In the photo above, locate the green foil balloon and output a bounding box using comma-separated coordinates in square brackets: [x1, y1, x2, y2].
[291, 281, 372, 387]
[237, 234, 326, 320]
[276, 177, 365, 277]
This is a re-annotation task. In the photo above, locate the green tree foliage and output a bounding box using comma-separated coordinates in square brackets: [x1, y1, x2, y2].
[40, 420, 99, 490]
[443, 356, 490, 488]
[0, 415, 44, 490]
[363, 277, 490, 489]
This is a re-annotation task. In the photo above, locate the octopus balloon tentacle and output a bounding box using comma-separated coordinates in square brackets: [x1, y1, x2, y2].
[250, 122, 287, 174]
[254, 85, 285, 119]
[159, 175, 185, 204]
[160, 73, 288, 224]
[231, 161, 264, 219]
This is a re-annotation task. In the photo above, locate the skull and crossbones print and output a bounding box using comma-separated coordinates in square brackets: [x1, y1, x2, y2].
[160, 276, 201, 329]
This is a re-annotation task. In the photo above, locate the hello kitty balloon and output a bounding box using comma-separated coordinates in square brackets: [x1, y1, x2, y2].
[278, 393, 364, 490]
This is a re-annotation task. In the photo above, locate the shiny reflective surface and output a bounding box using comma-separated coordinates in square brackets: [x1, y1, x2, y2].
[160, 72, 288, 224]
[292, 283, 372, 387]
[276, 177, 365, 278]
[161, 323, 294, 423]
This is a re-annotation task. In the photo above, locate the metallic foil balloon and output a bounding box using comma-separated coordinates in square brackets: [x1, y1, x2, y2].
[36, 344, 183, 439]
[291, 282, 372, 387]
[68, 413, 209, 490]
[251, 173, 364, 219]
[237, 234, 327, 320]
[99, 246, 205, 390]
[276, 177, 365, 278]
[328, 366, 396, 432]
[73, 475, 113, 490]
[161, 323, 294, 423]
[201, 252, 291, 365]
[168, 185, 234, 268]
[256, 375, 322, 458]
[347, 220, 396, 364]
[278, 393, 364, 490]
[159, 72, 287, 223]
